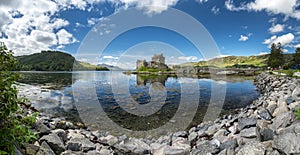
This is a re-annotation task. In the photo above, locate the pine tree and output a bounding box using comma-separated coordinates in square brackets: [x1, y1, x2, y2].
[268, 42, 284, 68]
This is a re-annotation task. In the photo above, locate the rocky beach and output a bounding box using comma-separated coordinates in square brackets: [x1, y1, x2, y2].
[17, 72, 300, 155]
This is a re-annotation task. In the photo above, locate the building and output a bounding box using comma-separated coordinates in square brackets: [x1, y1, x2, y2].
[136, 54, 168, 70]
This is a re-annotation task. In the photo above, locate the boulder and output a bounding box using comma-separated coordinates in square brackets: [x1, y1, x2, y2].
[116, 138, 151, 154]
[257, 109, 272, 121]
[67, 137, 96, 152]
[239, 127, 257, 138]
[36, 141, 55, 155]
[192, 140, 219, 155]
[237, 141, 265, 155]
[257, 127, 274, 142]
[273, 123, 300, 154]
[269, 112, 294, 132]
[238, 118, 256, 130]
[23, 143, 40, 155]
[40, 133, 65, 154]
[292, 86, 300, 101]
[99, 135, 118, 146]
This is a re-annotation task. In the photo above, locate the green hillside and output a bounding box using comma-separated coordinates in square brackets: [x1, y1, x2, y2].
[179, 54, 295, 68]
[16, 50, 108, 71]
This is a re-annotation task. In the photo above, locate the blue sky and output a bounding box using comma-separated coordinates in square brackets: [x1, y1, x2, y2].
[0, 0, 300, 66]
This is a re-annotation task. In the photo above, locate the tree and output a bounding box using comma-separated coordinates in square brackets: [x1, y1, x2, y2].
[293, 47, 300, 69]
[268, 42, 284, 68]
[0, 42, 37, 154]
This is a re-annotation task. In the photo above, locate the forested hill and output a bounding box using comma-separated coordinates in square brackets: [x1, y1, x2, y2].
[16, 50, 109, 71]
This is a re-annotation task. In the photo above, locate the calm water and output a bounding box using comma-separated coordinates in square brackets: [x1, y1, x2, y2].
[17, 71, 259, 136]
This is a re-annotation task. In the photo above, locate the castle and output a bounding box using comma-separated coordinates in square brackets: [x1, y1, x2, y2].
[136, 54, 168, 70]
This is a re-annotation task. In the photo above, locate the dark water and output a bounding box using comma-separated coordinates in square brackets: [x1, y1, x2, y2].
[17, 71, 259, 136]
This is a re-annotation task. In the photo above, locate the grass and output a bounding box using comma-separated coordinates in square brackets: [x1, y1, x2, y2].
[276, 69, 300, 77]
[137, 66, 173, 72]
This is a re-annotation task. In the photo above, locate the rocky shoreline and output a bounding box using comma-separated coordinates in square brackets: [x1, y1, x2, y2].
[18, 72, 300, 155]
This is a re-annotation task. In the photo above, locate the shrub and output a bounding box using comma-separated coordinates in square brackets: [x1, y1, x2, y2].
[0, 43, 37, 154]
[296, 108, 300, 120]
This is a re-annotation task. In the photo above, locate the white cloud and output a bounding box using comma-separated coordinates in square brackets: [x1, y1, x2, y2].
[269, 24, 284, 34]
[211, 6, 220, 14]
[197, 0, 208, 4]
[224, 0, 300, 19]
[239, 35, 249, 41]
[178, 56, 198, 61]
[257, 52, 268, 55]
[87, 18, 102, 26]
[102, 55, 119, 60]
[295, 44, 300, 48]
[56, 29, 77, 45]
[118, 0, 179, 14]
[263, 33, 295, 47]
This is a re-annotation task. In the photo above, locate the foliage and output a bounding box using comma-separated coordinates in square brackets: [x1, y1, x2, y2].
[0, 42, 37, 154]
[268, 43, 284, 68]
[296, 108, 300, 120]
[291, 47, 300, 69]
[16, 50, 109, 71]
[137, 66, 172, 72]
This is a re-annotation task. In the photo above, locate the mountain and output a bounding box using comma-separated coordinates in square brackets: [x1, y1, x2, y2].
[97, 63, 124, 70]
[177, 54, 294, 68]
[16, 50, 109, 71]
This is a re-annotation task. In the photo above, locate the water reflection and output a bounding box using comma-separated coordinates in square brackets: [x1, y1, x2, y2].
[17, 71, 259, 136]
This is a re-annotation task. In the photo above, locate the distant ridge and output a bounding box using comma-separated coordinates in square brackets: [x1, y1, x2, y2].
[16, 51, 109, 71]
[97, 63, 124, 71]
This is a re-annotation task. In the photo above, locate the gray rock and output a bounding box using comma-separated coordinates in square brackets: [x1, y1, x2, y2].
[257, 127, 274, 142]
[237, 141, 265, 155]
[116, 138, 151, 154]
[36, 141, 55, 155]
[205, 124, 221, 136]
[292, 86, 300, 101]
[23, 143, 40, 155]
[238, 118, 256, 130]
[165, 148, 189, 155]
[273, 123, 300, 154]
[40, 133, 65, 154]
[86, 150, 101, 155]
[188, 131, 198, 143]
[99, 135, 118, 146]
[272, 103, 289, 117]
[171, 137, 190, 153]
[172, 131, 188, 139]
[35, 120, 51, 136]
[67, 137, 96, 152]
[269, 112, 294, 132]
[192, 140, 219, 155]
[150, 143, 168, 155]
[240, 127, 257, 138]
[257, 109, 272, 121]
[219, 138, 238, 151]
[52, 129, 67, 143]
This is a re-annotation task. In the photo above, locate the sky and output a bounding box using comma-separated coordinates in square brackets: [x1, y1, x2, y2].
[0, 0, 300, 67]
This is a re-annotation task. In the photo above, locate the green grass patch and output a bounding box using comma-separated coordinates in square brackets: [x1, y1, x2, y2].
[296, 108, 300, 120]
[137, 66, 173, 72]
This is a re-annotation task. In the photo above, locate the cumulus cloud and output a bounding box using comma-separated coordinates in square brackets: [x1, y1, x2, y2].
[295, 44, 300, 48]
[178, 56, 198, 61]
[257, 52, 268, 55]
[269, 24, 284, 34]
[211, 6, 220, 14]
[197, 0, 209, 4]
[224, 0, 300, 19]
[56, 29, 77, 45]
[263, 33, 295, 47]
[239, 35, 249, 41]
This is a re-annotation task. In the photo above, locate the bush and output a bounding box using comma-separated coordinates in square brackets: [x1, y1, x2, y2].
[0, 43, 37, 154]
[296, 108, 300, 120]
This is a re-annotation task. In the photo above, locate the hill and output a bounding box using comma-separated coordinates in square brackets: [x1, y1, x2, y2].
[97, 63, 123, 70]
[16, 51, 109, 71]
[176, 54, 292, 68]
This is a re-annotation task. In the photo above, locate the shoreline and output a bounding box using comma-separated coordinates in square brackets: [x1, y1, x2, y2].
[18, 72, 300, 154]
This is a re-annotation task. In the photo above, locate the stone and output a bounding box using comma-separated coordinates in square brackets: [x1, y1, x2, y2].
[257, 109, 272, 121]
[165, 148, 189, 155]
[23, 143, 40, 155]
[36, 141, 55, 155]
[116, 138, 151, 154]
[269, 112, 294, 132]
[52, 129, 67, 143]
[172, 131, 188, 139]
[273, 123, 300, 154]
[34, 120, 51, 136]
[171, 137, 190, 153]
[257, 127, 274, 142]
[188, 131, 198, 143]
[292, 86, 300, 101]
[99, 148, 111, 155]
[240, 127, 257, 138]
[272, 103, 289, 117]
[219, 138, 238, 151]
[99, 135, 118, 146]
[237, 141, 265, 155]
[67, 137, 96, 152]
[192, 140, 219, 155]
[289, 101, 300, 110]
[61, 150, 84, 155]
[150, 143, 168, 155]
[86, 150, 101, 155]
[40, 133, 65, 154]
[238, 118, 256, 130]
[205, 124, 221, 136]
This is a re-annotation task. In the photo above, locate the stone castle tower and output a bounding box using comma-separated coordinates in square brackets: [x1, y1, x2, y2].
[136, 54, 168, 70]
